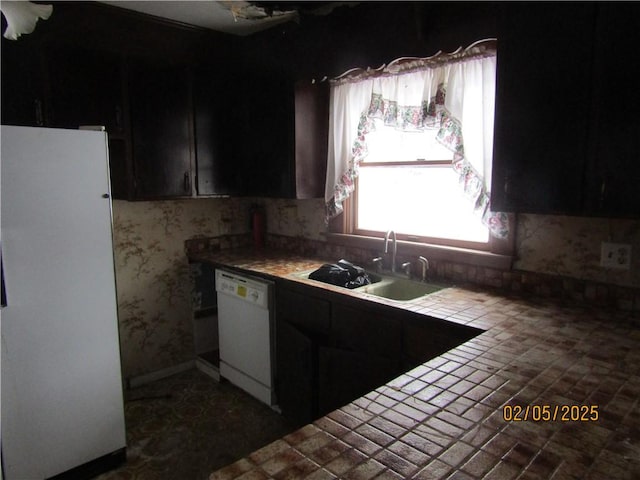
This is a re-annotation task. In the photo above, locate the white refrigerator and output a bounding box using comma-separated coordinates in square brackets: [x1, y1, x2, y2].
[1, 125, 126, 479]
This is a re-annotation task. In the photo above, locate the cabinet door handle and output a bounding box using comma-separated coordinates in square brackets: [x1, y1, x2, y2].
[184, 171, 191, 193]
[34, 99, 44, 126]
[600, 179, 607, 209]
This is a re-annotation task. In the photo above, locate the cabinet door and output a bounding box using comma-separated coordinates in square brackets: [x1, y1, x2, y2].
[402, 316, 482, 370]
[47, 47, 125, 134]
[1, 36, 46, 127]
[234, 73, 294, 197]
[275, 320, 316, 426]
[330, 302, 402, 360]
[584, 3, 640, 216]
[130, 62, 193, 198]
[193, 68, 240, 196]
[318, 346, 401, 416]
[275, 284, 330, 425]
[491, 3, 596, 214]
[294, 80, 329, 199]
[276, 285, 331, 335]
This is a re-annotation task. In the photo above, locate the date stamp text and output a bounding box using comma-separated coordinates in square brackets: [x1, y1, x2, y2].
[503, 404, 599, 422]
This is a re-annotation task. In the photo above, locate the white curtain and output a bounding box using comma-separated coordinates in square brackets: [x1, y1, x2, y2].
[325, 50, 509, 239]
[325, 77, 374, 207]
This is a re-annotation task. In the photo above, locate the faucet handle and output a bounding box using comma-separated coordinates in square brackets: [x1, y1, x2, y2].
[372, 257, 383, 272]
[418, 256, 429, 282]
[401, 261, 412, 277]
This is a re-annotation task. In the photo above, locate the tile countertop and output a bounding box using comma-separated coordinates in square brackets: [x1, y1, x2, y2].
[191, 249, 640, 480]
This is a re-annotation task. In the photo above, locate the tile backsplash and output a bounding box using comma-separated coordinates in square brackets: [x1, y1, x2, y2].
[262, 198, 640, 290]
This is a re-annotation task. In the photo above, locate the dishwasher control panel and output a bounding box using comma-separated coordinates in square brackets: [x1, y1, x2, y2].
[215, 270, 269, 309]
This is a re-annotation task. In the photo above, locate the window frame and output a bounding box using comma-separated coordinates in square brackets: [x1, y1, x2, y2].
[329, 201, 514, 269]
[329, 179, 514, 268]
[352, 157, 492, 251]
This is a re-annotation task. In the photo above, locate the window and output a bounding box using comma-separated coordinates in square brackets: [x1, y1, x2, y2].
[355, 125, 489, 248]
[325, 40, 509, 253]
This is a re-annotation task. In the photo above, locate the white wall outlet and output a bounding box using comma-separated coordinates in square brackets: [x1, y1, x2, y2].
[600, 242, 632, 270]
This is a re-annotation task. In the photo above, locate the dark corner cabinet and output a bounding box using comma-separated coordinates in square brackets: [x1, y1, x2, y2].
[492, 2, 640, 218]
[275, 280, 482, 427]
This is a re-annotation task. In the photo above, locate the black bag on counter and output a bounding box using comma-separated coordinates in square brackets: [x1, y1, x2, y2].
[308, 259, 372, 289]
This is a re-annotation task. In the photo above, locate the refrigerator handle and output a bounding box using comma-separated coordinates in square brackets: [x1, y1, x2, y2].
[1, 248, 7, 307]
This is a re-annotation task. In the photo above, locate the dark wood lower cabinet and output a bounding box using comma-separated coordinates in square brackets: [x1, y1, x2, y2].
[275, 321, 316, 427]
[403, 316, 482, 371]
[330, 302, 402, 360]
[275, 284, 330, 426]
[318, 346, 402, 416]
[275, 282, 483, 425]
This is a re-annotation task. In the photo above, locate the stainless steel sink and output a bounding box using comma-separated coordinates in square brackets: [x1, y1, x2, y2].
[354, 275, 445, 301]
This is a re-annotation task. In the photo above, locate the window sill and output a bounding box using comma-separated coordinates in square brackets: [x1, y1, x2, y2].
[324, 233, 513, 271]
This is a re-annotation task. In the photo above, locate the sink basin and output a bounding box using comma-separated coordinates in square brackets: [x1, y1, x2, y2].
[289, 266, 446, 301]
[289, 268, 382, 287]
[355, 276, 445, 301]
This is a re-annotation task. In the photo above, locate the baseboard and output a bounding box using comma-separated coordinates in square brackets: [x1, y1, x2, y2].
[195, 357, 220, 381]
[127, 361, 195, 389]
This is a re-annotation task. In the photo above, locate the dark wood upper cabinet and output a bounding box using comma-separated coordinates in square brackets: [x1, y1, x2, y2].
[46, 47, 125, 134]
[241, 73, 295, 198]
[583, 3, 640, 217]
[492, 2, 640, 218]
[45, 47, 132, 199]
[294, 80, 329, 199]
[1, 35, 47, 127]
[491, 3, 596, 215]
[129, 61, 194, 198]
[192, 68, 240, 196]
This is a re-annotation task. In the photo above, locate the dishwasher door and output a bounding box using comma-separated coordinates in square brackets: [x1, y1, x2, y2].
[215, 269, 275, 406]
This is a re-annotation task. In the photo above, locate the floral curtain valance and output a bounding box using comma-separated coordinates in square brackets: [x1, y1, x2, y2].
[325, 41, 509, 239]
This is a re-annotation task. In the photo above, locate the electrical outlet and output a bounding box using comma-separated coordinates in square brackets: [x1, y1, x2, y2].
[600, 242, 632, 270]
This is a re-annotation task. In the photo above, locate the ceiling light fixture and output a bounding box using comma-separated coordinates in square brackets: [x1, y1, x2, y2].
[0, 0, 52, 40]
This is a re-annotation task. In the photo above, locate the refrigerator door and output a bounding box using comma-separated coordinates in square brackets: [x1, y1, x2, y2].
[1, 125, 126, 479]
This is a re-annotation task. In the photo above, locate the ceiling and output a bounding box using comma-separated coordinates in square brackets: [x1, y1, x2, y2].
[96, 1, 343, 36]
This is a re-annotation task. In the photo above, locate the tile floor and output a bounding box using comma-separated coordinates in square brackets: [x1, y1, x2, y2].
[95, 368, 296, 480]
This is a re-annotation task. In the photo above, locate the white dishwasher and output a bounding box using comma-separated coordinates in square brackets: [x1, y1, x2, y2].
[215, 269, 276, 406]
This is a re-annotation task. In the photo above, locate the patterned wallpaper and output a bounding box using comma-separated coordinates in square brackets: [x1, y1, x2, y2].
[515, 214, 640, 288]
[112, 198, 251, 379]
[111, 196, 639, 379]
[264, 198, 326, 242]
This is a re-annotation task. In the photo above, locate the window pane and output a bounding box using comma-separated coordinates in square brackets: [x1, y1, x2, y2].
[357, 166, 489, 243]
[365, 124, 453, 163]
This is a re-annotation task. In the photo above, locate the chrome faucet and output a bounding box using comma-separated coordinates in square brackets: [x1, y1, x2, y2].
[418, 256, 430, 282]
[384, 230, 397, 273]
